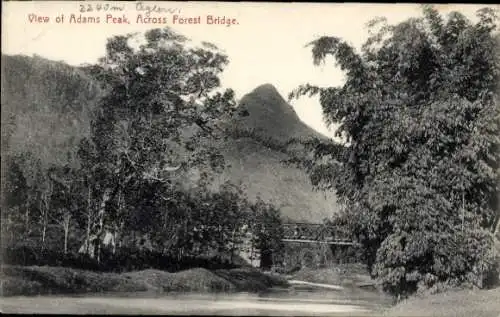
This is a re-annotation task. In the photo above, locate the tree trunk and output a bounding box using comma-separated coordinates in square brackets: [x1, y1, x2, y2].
[461, 192, 465, 232]
[24, 201, 30, 236]
[97, 189, 111, 264]
[86, 213, 91, 254]
[230, 228, 236, 264]
[39, 199, 47, 248]
[260, 248, 273, 270]
[63, 213, 71, 254]
[113, 232, 117, 255]
[113, 224, 118, 255]
[491, 206, 500, 237]
[86, 185, 92, 254]
[97, 241, 101, 264]
[42, 218, 47, 247]
[113, 190, 124, 256]
[41, 182, 52, 249]
[250, 236, 255, 266]
[64, 227, 68, 254]
[494, 219, 500, 237]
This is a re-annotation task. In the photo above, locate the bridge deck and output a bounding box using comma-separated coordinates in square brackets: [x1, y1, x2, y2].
[281, 238, 359, 246]
[280, 223, 356, 245]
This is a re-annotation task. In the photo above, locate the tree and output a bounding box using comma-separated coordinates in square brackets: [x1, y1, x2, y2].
[37, 166, 53, 248]
[3, 153, 29, 243]
[79, 27, 237, 261]
[250, 198, 285, 270]
[290, 5, 500, 296]
[3, 152, 44, 239]
[48, 165, 85, 254]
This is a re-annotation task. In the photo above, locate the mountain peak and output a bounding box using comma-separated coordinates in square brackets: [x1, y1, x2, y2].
[247, 83, 287, 106]
[233, 84, 325, 142]
[251, 83, 281, 95]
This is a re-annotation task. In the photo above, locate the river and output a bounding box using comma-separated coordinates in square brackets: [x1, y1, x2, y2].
[1, 285, 392, 315]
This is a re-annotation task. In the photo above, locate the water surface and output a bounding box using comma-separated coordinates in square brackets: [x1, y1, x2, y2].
[1, 286, 392, 315]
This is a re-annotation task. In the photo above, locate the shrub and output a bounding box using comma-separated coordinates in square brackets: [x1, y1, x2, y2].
[2, 245, 240, 273]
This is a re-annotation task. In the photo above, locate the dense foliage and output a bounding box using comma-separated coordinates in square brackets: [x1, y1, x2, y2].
[2, 27, 284, 270]
[76, 28, 239, 263]
[290, 6, 500, 296]
[3, 245, 240, 273]
[249, 199, 285, 269]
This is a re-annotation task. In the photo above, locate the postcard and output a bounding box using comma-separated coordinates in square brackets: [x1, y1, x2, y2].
[1, 2, 499, 316]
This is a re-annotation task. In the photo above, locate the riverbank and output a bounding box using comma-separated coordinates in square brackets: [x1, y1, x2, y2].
[1, 265, 288, 296]
[5, 264, 498, 317]
[291, 265, 500, 317]
[291, 263, 375, 288]
[384, 287, 500, 317]
[291, 264, 393, 309]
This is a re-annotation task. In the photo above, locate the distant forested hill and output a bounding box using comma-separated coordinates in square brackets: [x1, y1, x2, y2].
[1, 54, 340, 223]
[1, 55, 103, 211]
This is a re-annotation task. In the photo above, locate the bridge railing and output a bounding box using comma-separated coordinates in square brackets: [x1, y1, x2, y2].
[281, 223, 356, 245]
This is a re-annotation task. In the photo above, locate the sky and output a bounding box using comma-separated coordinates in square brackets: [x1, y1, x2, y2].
[2, 2, 492, 139]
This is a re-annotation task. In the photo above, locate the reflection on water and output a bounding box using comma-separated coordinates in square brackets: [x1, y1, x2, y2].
[1, 287, 392, 316]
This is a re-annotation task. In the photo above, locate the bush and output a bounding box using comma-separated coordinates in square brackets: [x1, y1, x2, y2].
[2, 245, 241, 273]
[2, 246, 100, 270]
[330, 244, 364, 264]
[372, 229, 499, 298]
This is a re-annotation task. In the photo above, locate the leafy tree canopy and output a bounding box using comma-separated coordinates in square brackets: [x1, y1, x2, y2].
[74, 27, 240, 261]
[290, 5, 500, 296]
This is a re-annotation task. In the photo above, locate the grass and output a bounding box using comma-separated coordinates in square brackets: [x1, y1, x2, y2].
[1, 265, 148, 296]
[1, 265, 289, 296]
[124, 268, 236, 293]
[214, 267, 289, 292]
[292, 263, 374, 287]
[292, 264, 500, 317]
[291, 264, 393, 309]
[384, 287, 500, 317]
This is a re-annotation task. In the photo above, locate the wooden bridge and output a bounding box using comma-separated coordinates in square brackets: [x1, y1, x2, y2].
[281, 222, 359, 246]
[244, 222, 360, 269]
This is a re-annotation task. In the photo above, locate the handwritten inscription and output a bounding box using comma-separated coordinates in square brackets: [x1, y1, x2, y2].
[135, 2, 181, 16]
[79, 3, 124, 13]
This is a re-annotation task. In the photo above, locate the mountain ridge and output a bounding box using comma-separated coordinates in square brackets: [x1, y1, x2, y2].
[1, 54, 339, 223]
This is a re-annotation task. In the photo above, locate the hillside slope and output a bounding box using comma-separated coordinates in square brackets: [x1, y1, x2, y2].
[1, 55, 103, 214]
[213, 84, 339, 222]
[215, 136, 339, 222]
[1, 55, 339, 223]
[1, 54, 103, 168]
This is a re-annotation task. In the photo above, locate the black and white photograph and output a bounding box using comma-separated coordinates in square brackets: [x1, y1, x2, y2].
[1, 2, 500, 315]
